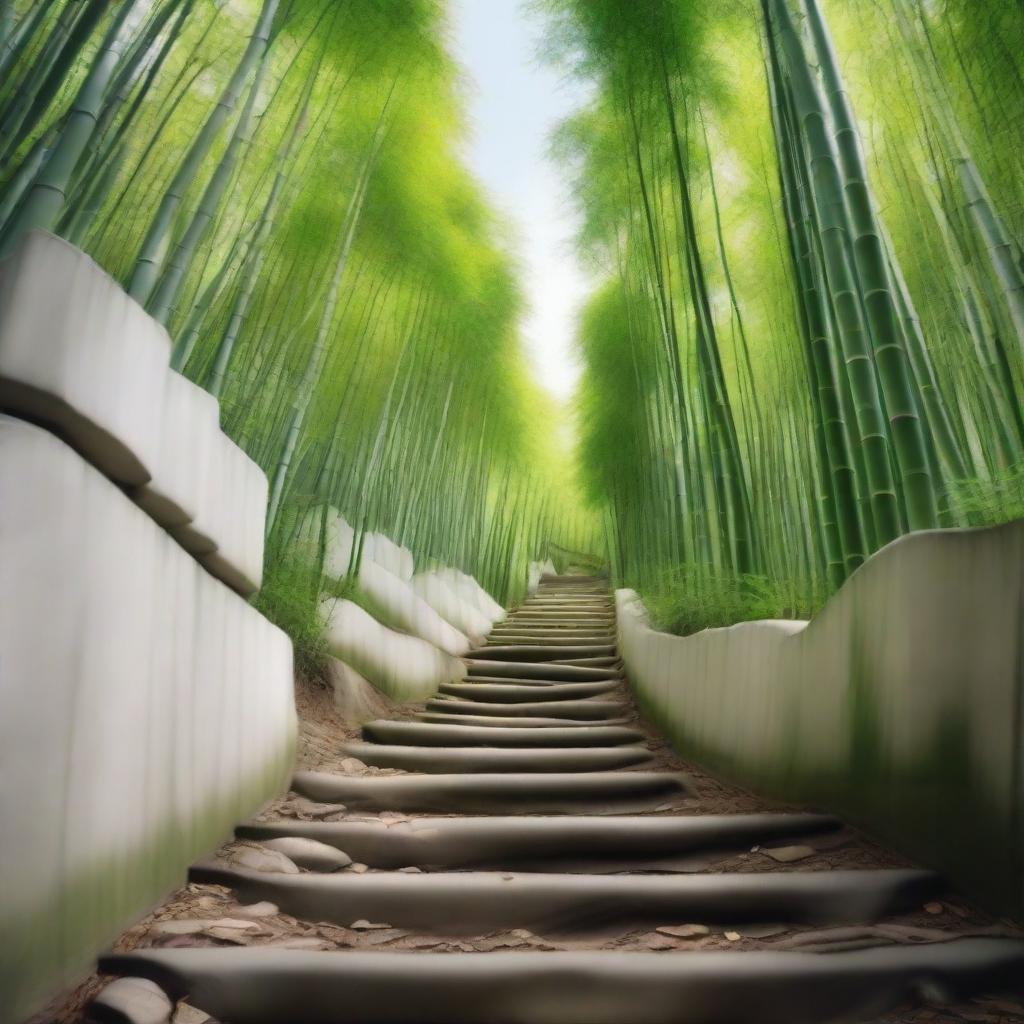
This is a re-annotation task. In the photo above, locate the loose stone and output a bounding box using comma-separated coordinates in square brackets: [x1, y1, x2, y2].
[759, 845, 816, 863]
[259, 837, 353, 872]
[656, 924, 710, 938]
[232, 901, 279, 919]
[91, 978, 173, 1024]
[226, 845, 300, 874]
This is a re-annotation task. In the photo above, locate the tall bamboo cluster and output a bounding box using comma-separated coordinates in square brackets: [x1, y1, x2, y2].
[0, 0, 599, 614]
[547, 0, 1024, 612]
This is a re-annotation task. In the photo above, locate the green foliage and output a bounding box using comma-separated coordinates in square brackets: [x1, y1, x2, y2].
[0, 0, 604, 645]
[1, 0, 1021, 652]
[251, 559, 327, 679]
[947, 468, 1024, 527]
[644, 565, 826, 637]
[544, 0, 1024, 624]
[319, 573, 393, 628]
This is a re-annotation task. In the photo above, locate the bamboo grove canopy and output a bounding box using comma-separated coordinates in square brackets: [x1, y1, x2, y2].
[542, 0, 1024, 616]
[0, 0, 600, 628]
[0, 0, 1022, 638]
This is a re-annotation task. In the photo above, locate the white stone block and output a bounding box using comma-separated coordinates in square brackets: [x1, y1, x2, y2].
[0, 230, 168, 484]
[412, 571, 492, 645]
[0, 416, 294, 1022]
[135, 370, 220, 527]
[0, 231, 269, 595]
[357, 559, 470, 656]
[527, 561, 544, 595]
[320, 597, 466, 701]
[437, 566, 504, 623]
[293, 505, 356, 580]
[363, 531, 413, 580]
[198, 435, 267, 596]
[396, 543, 415, 583]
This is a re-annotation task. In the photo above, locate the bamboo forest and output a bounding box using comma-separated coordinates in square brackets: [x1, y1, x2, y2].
[2, 0, 1024, 1021]
[1, 0, 1021, 642]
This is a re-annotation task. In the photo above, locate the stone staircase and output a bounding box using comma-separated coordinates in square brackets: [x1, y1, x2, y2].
[90, 575, 1024, 1023]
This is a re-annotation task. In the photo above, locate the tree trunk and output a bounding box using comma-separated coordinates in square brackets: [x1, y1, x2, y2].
[126, 0, 279, 304]
[0, 0, 141, 256]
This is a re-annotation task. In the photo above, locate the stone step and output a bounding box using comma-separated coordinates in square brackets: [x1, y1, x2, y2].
[534, 588, 608, 594]
[236, 813, 841, 871]
[362, 720, 645, 748]
[338, 740, 654, 773]
[516, 603, 611, 609]
[98, 941, 1024, 1024]
[527, 590, 610, 597]
[453, 675, 567, 687]
[507, 608, 612, 614]
[504, 621, 615, 631]
[489, 630, 615, 640]
[538, 585, 606, 591]
[550, 655, 620, 667]
[291, 769, 690, 814]
[415, 711, 633, 728]
[512, 608, 613, 616]
[425, 697, 627, 720]
[494, 621, 612, 631]
[467, 644, 617, 661]
[463, 659, 620, 681]
[185, 864, 941, 935]
[439, 680, 623, 703]
[487, 618, 606, 626]
[487, 634, 616, 645]
[504, 619, 615, 628]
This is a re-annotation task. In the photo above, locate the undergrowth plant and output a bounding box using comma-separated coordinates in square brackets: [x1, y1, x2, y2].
[643, 565, 826, 637]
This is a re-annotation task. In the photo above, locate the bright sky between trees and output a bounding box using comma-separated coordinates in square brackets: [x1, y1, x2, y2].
[450, 0, 590, 402]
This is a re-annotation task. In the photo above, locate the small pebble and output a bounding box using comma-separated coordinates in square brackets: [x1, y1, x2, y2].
[206, 918, 261, 931]
[923, 901, 944, 915]
[724, 931, 742, 941]
[290, 797, 347, 818]
[227, 845, 299, 875]
[153, 918, 260, 937]
[656, 924, 709, 939]
[758, 845, 816, 864]
[172, 1002, 214, 1024]
[233, 902, 279, 919]
[91, 978, 172, 1024]
[152, 920, 206, 936]
[264, 936, 332, 950]
[205, 926, 257, 944]
[260, 837, 352, 872]
[350, 919, 392, 931]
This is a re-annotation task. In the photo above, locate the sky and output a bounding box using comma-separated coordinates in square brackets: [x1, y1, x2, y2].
[449, 0, 590, 403]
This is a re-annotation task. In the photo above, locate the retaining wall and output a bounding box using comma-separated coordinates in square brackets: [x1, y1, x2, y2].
[0, 232, 296, 1021]
[321, 597, 467, 702]
[0, 419, 296, 1021]
[0, 231, 266, 595]
[293, 503, 504, 695]
[617, 520, 1024, 915]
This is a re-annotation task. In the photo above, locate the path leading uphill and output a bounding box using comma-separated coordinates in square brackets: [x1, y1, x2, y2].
[86, 576, 1024, 1023]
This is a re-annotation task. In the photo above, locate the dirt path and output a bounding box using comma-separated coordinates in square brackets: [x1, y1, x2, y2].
[44, 576, 1024, 1023]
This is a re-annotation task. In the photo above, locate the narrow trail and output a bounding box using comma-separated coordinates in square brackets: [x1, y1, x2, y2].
[86, 576, 1024, 1023]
